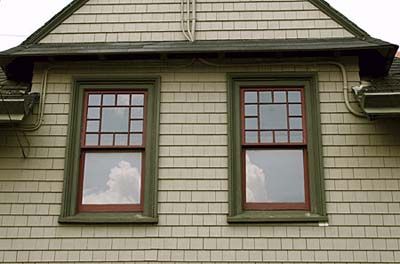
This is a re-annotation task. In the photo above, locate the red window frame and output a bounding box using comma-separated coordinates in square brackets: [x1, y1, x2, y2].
[240, 87, 310, 211]
[77, 90, 147, 213]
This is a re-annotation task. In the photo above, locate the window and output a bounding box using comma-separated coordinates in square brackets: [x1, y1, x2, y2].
[228, 73, 326, 223]
[60, 78, 160, 223]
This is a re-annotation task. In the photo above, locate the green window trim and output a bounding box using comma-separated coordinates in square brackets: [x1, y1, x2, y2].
[60, 77, 160, 224]
[227, 73, 327, 223]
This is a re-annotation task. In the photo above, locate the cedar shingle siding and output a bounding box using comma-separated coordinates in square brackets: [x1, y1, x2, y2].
[40, 0, 354, 43]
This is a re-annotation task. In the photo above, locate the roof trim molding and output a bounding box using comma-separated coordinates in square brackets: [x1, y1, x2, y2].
[308, 0, 369, 39]
[23, 0, 89, 45]
[22, 0, 370, 45]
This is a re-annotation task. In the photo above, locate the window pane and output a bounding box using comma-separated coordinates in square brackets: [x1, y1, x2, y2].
[103, 94, 115, 105]
[130, 134, 143, 146]
[131, 107, 144, 119]
[260, 131, 273, 143]
[275, 131, 288, 143]
[245, 118, 258, 130]
[289, 104, 302, 116]
[244, 92, 257, 103]
[100, 134, 113, 145]
[259, 91, 272, 103]
[132, 94, 144, 106]
[260, 105, 287, 130]
[130, 120, 144, 132]
[87, 107, 100, 119]
[82, 152, 142, 205]
[117, 94, 130, 106]
[101, 108, 129, 132]
[245, 105, 257, 116]
[288, 91, 301, 103]
[88, 94, 101, 106]
[245, 150, 305, 203]
[245, 131, 258, 143]
[273, 91, 286, 103]
[86, 121, 99, 132]
[290, 131, 303, 143]
[289, 118, 303, 129]
[85, 134, 98, 145]
[115, 134, 128, 146]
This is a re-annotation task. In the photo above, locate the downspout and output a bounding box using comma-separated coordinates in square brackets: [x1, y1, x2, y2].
[198, 58, 367, 118]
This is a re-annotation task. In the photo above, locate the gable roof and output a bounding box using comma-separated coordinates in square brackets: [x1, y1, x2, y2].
[23, 0, 370, 45]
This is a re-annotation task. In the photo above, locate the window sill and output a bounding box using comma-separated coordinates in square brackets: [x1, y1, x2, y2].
[59, 213, 158, 224]
[227, 211, 328, 223]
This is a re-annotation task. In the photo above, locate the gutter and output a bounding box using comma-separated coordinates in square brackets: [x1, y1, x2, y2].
[352, 83, 400, 118]
[0, 79, 40, 124]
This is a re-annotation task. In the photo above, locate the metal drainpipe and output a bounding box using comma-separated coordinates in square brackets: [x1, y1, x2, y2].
[197, 58, 367, 118]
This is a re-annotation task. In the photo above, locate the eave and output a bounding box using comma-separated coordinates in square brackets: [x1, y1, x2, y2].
[0, 38, 398, 82]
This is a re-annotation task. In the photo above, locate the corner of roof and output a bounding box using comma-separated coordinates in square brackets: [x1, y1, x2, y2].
[22, 0, 90, 45]
[308, 0, 370, 39]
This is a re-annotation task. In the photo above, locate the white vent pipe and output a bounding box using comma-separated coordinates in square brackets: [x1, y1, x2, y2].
[180, 0, 196, 42]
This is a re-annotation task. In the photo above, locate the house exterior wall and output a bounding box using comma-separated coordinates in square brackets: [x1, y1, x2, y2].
[39, 0, 354, 43]
[0, 59, 399, 263]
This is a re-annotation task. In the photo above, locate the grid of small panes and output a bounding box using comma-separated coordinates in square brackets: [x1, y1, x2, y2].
[242, 88, 305, 145]
[83, 92, 146, 147]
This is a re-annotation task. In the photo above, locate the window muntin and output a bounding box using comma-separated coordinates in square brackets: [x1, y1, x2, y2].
[241, 88, 310, 210]
[78, 90, 147, 213]
[242, 88, 306, 145]
[83, 92, 145, 147]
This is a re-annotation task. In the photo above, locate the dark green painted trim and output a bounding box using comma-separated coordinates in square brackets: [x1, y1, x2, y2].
[228, 212, 328, 223]
[23, 0, 89, 45]
[59, 213, 158, 224]
[227, 73, 326, 223]
[309, 0, 369, 39]
[60, 76, 160, 224]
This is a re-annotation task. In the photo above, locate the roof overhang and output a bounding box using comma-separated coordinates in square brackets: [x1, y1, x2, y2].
[0, 37, 398, 82]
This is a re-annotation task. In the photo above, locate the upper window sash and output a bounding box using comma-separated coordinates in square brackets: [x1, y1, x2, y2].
[240, 87, 307, 146]
[81, 90, 147, 149]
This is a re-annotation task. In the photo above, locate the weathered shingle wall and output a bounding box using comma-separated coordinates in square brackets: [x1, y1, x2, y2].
[0, 59, 399, 263]
[39, 0, 354, 43]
